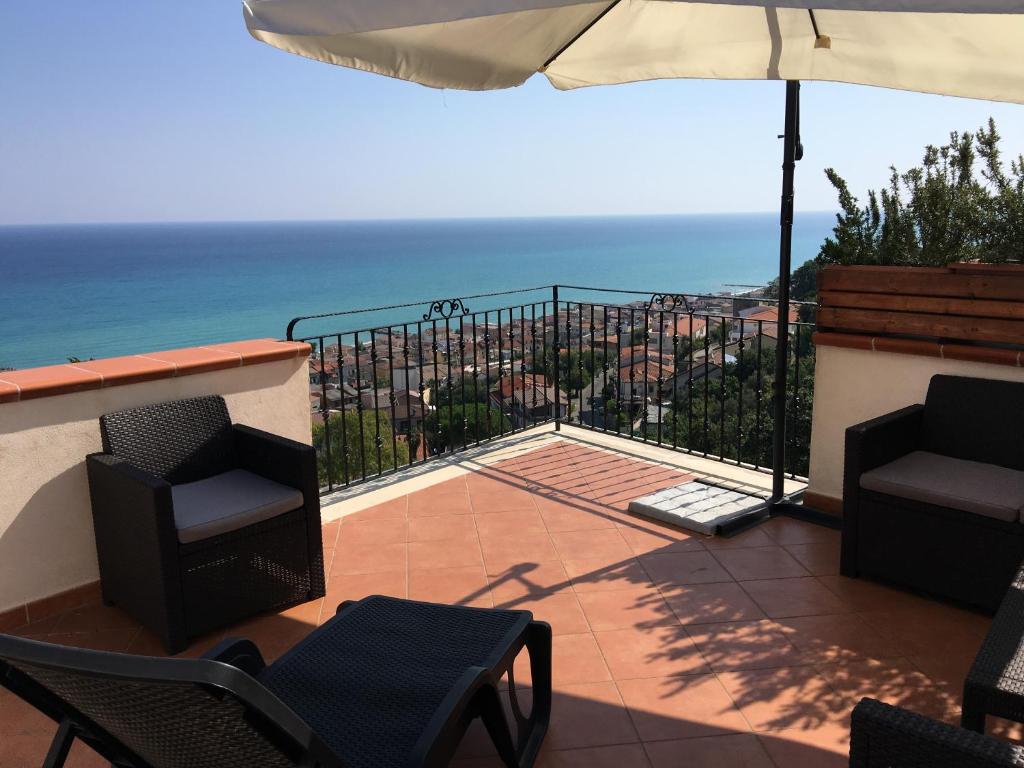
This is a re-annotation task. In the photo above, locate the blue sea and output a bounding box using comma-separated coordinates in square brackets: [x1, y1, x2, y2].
[0, 213, 835, 370]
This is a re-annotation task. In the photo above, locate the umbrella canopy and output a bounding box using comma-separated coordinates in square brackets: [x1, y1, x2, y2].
[244, 0, 1024, 102]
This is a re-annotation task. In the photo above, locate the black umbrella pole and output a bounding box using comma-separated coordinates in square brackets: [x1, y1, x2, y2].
[771, 80, 801, 503]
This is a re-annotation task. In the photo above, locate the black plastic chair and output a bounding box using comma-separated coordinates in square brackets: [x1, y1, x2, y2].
[0, 596, 552, 768]
[85, 395, 325, 653]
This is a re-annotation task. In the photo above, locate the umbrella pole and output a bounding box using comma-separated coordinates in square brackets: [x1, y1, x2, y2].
[771, 79, 801, 504]
[719, 80, 837, 536]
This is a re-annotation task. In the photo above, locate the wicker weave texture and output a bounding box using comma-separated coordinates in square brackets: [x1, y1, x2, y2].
[963, 569, 1024, 731]
[11, 660, 297, 768]
[260, 597, 527, 768]
[841, 396, 1024, 613]
[88, 396, 325, 653]
[851, 698, 1024, 767]
[100, 395, 235, 484]
[179, 510, 316, 638]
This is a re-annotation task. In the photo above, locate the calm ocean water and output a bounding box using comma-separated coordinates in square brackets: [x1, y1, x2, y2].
[0, 214, 835, 370]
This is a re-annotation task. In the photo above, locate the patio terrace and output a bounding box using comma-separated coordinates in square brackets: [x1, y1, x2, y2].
[0, 431, 1006, 767]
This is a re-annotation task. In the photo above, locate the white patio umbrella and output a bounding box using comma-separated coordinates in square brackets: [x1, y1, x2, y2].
[243, 0, 1024, 101]
[243, 0, 1024, 518]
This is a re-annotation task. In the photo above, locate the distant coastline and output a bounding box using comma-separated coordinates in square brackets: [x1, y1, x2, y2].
[0, 212, 835, 370]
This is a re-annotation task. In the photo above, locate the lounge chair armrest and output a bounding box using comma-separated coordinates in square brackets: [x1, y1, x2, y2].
[201, 637, 266, 676]
[233, 424, 317, 497]
[408, 666, 513, 768]
[850, 697, 1024, 767]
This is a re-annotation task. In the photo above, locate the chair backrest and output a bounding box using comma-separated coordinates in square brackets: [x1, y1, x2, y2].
[922, 374, 1024, 471]
[100, 395, 236, 484]
[0, 634, 340, 768]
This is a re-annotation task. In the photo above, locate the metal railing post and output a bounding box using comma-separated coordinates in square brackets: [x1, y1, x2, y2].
[552, 285, 561, 431]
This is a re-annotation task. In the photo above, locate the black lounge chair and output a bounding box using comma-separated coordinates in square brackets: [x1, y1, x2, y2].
[0, 596, 552, 768]
[85, 395, 325, 653]
[850, 697, 1024, 767]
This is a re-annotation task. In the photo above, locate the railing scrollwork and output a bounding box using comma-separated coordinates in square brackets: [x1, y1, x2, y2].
[423, 298, 470, 321]
[647, 293, 690, 313]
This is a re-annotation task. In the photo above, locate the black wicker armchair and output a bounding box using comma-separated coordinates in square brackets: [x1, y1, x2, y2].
[85, 395, 325, 654]
[0, 596, 552, 768]
[850, 698, 1024, 767]
[841, 374, 1024, 613]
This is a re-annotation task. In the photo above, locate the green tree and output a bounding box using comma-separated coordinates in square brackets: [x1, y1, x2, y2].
[531, 346, 608, 393]
[312, 410, 410, 486]
[424, 402, 510, 453]
[661, 340, 815, 477]
[431, 374, 490, 406]
[768, 119, 1022, 329]
[673, 335, 694, 366]
[818, 118, 1023, 267]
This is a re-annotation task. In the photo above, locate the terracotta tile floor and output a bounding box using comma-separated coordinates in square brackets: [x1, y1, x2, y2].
[0, 440, 1008, 767]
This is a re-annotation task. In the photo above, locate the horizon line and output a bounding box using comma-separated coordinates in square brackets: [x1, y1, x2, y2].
[0, 209, 839, 229]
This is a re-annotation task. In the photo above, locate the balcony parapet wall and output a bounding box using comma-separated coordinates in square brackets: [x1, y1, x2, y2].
[0, 339, 311, 626]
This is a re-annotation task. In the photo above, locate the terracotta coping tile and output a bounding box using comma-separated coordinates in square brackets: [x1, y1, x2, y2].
[0, 363, 103, 400]
[205, 339, 312, 366]
[815, 331, 1022, 368]
[0, 379, 19, 404]
[140, 346, 244, 375]
[941, 343, 1021, 367]
[872, 338, 942, 358]
[0, 339, 309, 404]
[74, 356, 177, 386]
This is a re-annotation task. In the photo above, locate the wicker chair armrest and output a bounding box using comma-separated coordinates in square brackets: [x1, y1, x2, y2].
[85, 453, 175, 532]
[201, 638, 267, 677]
[845, 404, 925, 476]
[843, 404, 923, 519]
[851, 698, 1024, 767]
[841, 404, 924, 575]
[233, 424, 317, 497]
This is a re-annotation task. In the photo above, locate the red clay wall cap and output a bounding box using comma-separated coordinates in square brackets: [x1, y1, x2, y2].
[814, 332, 1022, 368]
[0, 339, 311, 404]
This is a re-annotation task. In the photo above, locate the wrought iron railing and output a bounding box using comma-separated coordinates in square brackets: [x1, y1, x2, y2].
[287, 285, 815, 494]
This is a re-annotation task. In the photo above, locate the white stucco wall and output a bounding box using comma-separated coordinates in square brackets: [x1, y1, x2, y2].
[0, 357, 310, 612]
[807, 344, 1024, 503]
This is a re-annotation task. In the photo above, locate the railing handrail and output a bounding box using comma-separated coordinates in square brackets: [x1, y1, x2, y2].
[285, 286, 552, 340]
[286, 283, 816, 340]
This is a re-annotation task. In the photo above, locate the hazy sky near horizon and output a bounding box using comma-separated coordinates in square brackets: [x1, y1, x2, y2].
[3, 3, 1023, 226]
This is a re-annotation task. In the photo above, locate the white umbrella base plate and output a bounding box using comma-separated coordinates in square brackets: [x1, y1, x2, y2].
[628, 481, 765, 536]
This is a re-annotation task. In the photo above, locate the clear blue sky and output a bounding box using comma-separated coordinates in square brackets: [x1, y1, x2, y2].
[2, 2, 1022, 226]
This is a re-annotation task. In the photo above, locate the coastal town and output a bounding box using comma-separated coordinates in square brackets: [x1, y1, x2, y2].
[305, 290, 803, 469]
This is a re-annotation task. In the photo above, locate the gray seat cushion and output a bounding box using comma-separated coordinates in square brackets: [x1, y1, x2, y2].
[172, 469, 305, 544]
[860, 451, 1024, 523]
